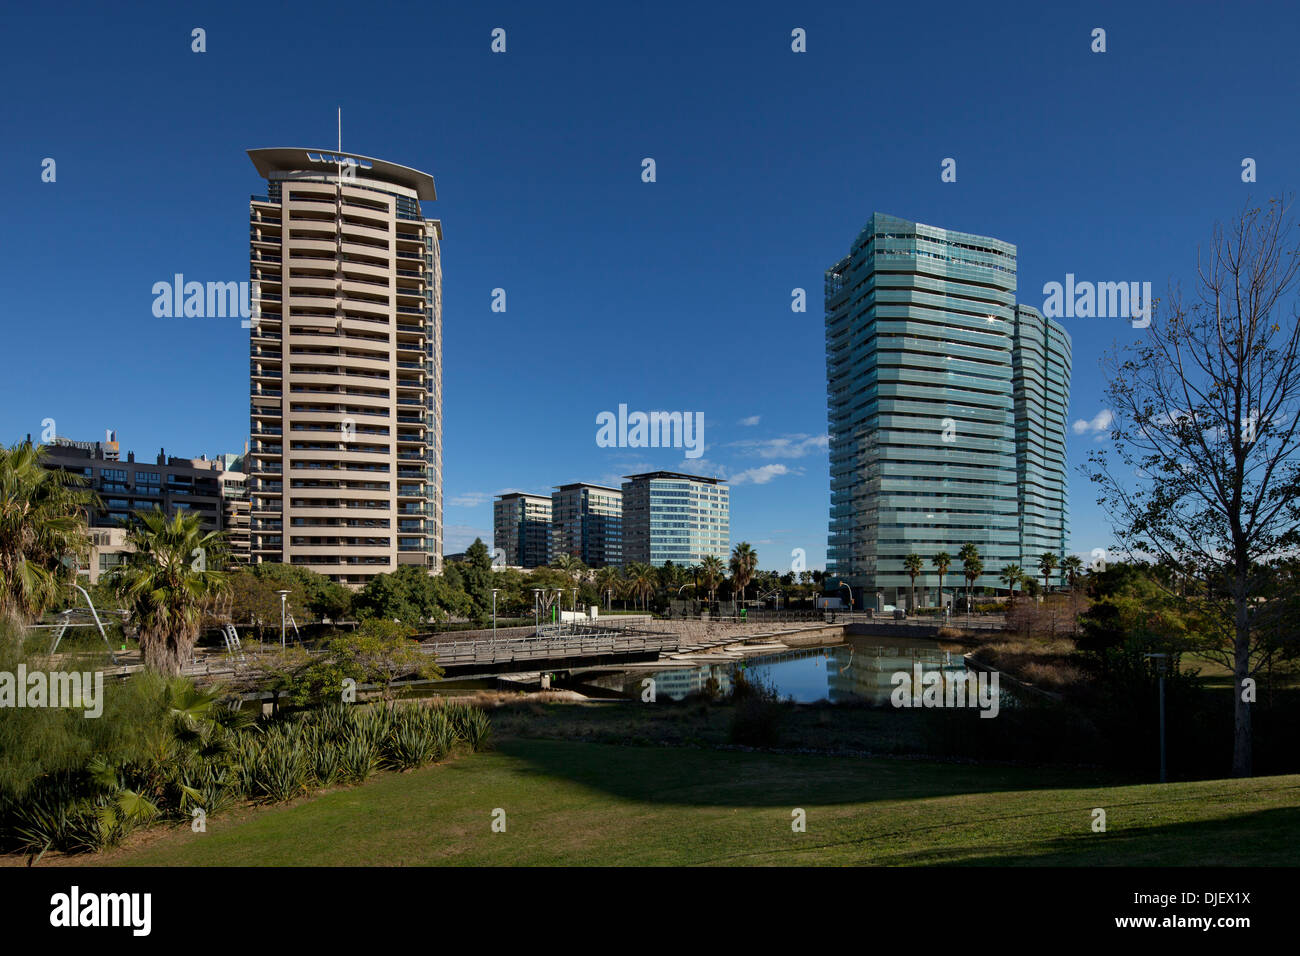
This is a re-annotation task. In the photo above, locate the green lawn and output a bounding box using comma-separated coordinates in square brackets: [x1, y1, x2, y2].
[87, 739, 1300, 866]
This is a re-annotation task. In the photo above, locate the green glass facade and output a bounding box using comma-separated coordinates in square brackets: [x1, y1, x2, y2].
[826, 213, 1070, 606]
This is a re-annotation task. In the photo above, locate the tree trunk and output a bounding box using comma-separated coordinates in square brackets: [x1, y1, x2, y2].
[1232, 587, 1252, 777]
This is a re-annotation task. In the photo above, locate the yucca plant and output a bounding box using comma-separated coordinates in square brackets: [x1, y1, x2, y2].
[255, 729, 308, 803]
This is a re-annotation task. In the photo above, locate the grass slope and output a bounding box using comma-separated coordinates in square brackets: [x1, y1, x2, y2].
[81, 740, 1300, 867]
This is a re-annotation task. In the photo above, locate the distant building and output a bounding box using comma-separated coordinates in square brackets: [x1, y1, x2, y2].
[493, 492, 552, 568]
[621, 471, 729, 567]
[551, 483, 622, 568]
[38, 433, 250, 582]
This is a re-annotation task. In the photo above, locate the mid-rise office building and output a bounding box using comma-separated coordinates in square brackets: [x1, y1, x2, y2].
[621, 471, 729, 567]
[38, 433, 250, 582]
[493, 492, 552, 568]
[825, 213, 1070, 607]
[551, 483, 622, 568]
[246, 147, 443, 586]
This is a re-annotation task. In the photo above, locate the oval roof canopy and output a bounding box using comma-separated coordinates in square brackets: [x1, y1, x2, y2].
[247, 147, 437, 201]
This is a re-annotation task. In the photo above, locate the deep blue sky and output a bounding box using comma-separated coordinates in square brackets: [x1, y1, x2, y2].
[4, 1, 1297, 568]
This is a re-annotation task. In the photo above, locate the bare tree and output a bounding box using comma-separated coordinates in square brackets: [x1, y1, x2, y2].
[1088, 199, 1300, 777]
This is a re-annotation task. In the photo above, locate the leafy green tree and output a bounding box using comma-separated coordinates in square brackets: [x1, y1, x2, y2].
[459, 538, 494, 625]
[291, 619, 443, 706]
[110, 509, 228, 676]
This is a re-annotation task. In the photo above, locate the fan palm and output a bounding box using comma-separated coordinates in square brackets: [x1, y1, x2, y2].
[903, 553, 924, 612]
[999, 564, 1022, 610]
[729, 542, 758, 613]
[110, 509, 229, 676]
[959, 543, 982, 613]
[699, 555, 725, 604]
[931, 551, 951, 610]
[0, 441, 95, 626]
[1062, 554, 1084, 590]
[1039, 552, 1060, 595]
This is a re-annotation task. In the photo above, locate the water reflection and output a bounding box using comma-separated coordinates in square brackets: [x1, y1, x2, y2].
[606, 637, 979, 705]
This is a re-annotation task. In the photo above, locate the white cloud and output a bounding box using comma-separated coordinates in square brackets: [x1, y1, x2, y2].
[727, 433, 829, 459]
[730, 463, 798, 485]
[449, 491, 490, 508]
[1072, 409, 1113, 436]
[738, 415, 761, 426]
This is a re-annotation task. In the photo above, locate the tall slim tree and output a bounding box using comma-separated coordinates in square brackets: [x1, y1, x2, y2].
[903, 553, 924, 612]
[1039, 552, 1059, 598]
[931, 551, 951, 610]
[729, 542, 758, 614]
[1000, 564, 1023, 611]
[1062, 554, 1084, 590]
[700, 555, 725, 605]
[1088, 200, 1300, 777]
[959, 543, 981, 612]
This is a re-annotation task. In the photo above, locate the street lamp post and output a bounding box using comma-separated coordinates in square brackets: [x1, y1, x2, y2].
[276, 589, 290, 649]
[490, 589, 500, 641]
[1146, 653, 1170, 783]
[837, 580, 853, 614]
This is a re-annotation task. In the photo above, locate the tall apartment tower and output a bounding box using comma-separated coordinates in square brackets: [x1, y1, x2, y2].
[493, 492, 553, 568]
[825, 213, 1069, 607]
[247, 148, 443, 586]
[621, 471, 730, 567]
[551, 483, 623, 568]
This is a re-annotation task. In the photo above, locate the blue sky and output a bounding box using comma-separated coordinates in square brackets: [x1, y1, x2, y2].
[3, 0, 1298, 569]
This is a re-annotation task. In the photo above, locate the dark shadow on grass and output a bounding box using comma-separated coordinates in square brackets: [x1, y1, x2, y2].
[946, 805, 1300, 867]
[491, 736, 1119, 808]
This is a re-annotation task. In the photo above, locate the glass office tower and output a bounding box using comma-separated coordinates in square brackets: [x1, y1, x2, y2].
[825, 213, 1069, 608]
[493, 492, 552, 568]
[551, 483, 623, 568]
[621, 471, 730, 567]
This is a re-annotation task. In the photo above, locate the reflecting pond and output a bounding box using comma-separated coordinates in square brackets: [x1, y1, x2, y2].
[596, 635, 1006, 706]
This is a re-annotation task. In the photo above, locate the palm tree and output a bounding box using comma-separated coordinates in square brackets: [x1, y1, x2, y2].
[550, 552, 586, 581]
[110, 509, 229, 676]
[931, 551, 951, 611]
[999, 564, 1023, 610]
[958, 543, 981, 613]
[594, 566, 620, 610]
[1039, 552, 1059, 597]
[0, 441, 95, 626]
[903, 553, 924, 612]
[729, 542, 758, 614]
[699, 555, 725, 605]
[631, 563, 657, 611]
[1062, 554, 1084, 590]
